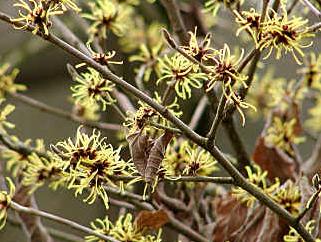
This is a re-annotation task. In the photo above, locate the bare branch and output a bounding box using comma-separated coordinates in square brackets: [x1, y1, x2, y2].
[9, 92, 121, 131]
[160, 0, 189, 45]
[10, 201, 120, 242]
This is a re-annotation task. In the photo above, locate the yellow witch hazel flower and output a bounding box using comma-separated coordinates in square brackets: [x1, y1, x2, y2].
[306, 96, 321, 132]
[234, 8, 261, 45]
[232, 165, 280, 207]
[129, 42, 163, 82]
[120, 21, 164, 53]
[11, 0, 64, 35]
[53, 127, 133, 209]
[205, 44, 255, 125]
[86, 214, 162, 242]
[265, 117, 305, 155]
[205, 44, 247, 92]
[298, 53, 321, 89]
[3, 137, 45, 177]
[73, 100, 101, 122]
[83, 0, 133, 40]
[157, 54, 207, 100]
[273, 180, 301, 216]
[0, 178, 15, 230]
[125, 92, 182, 134]
[284, 220, 320, 242]
[0, 63, 26, 98]
[182, 27, 217, 63]
[87, 44, 123, 66]
[71, 67, 115, 111]
[162, 139, 218, 178]
[48, 0, 81, 12]
[0, 99, 15, 132]
[22, 152, 65, 193]
[247, 68, 286, 119]
[259, 2, 314, 65]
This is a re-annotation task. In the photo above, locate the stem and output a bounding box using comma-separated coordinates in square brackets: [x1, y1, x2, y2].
[10, 201, 120, 242]
[9, 92, 121, 131]
[109, 175, 234, 184]
[296, 187, 321, 222]
[206, 94, 227, 143]
[160, 0, 189, 45]
[301, 0, 321, 18]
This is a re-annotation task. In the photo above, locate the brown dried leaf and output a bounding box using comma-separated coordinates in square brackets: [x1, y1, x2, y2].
[135, 209, 169, 231]
[212, 193, 288, 242]
[127, 130, 153, 176]
[145, 131, 173, 182]
[127, 130, 173, 182]
[252, 136, 297, 181]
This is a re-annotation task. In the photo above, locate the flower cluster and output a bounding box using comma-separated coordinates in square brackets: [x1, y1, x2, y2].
[265, 117, 305, 155]
[162, 138, 218, 178]
[125, 93, 182, 136]
[182, 28, 217, 63]
[22, 152, 64, 193]
[232, 165, 280, 207]
[234, 3, 314, 64]
[0, 63, 26, 98]
[157, 54, 207, 99]
[71, 67, 116, 111]
[12, 0, 64, 35]
[52, 127, 134, 208]
[83, 0, 133, 40]
[87, 44, 123, 66]
[129, 42, 163, 82]
[274, 181, 301, 216]
[72, 101, 101, 122]
[0, 178, 15, 230]
[4, 137, 45, 177]
[306, 96, 321, 131]
[298, 53, 321, 89]
[247, 69, 286, 119]
[86, 213, 162, 242]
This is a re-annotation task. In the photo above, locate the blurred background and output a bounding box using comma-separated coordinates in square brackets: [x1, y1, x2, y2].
[0, 0, 320, 241]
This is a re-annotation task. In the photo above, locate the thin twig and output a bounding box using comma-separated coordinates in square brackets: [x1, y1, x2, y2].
[160, 0, 189, 45]
[206, 94, 227, 143]
[10, 201, 120, 242]
[308, 21, 321, 32]
[7, 215, 83, 242]
[105, 186, 208, 242]
[149, 121, 182, 134]
[9, 92, 121, 131]
[296, 187, 321, 222]
[109, 175, 234, 184]
[301, 0, 321, 18]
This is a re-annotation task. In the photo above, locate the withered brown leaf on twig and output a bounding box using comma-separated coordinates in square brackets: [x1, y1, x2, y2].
[127, 130, 173, 182]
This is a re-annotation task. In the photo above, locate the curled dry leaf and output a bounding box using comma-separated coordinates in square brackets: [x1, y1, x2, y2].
[212, 193, 287, 242]
[127, 130, 173, 182]
[252, 108, 302, 181]
[252, 136, 297, 181]
[135, 209, 169, 231]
